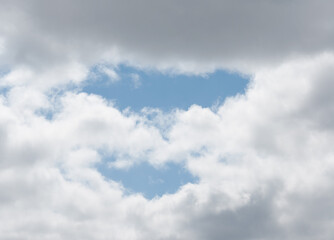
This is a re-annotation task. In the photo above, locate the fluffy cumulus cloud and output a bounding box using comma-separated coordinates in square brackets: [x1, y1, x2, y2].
[1, 1, 334, 240]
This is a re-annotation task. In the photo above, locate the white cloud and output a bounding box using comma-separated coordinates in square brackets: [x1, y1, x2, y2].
[0, 53, 334, 239]
[131, 73, 141, 88]
[1, 1, 334, 239]
[97, 65, 120, 83]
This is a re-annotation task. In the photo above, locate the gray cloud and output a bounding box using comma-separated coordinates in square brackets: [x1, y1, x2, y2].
[1, 0, 334, 75]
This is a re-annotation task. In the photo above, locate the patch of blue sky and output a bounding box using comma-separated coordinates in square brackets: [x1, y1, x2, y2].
[34, 88, 70, 121]
[87, 65, 248, 198]
[0, 86, 10, 96]
[0, 68, 11, 95]
[82, 65, 249, 112]
[97, 160, 198, 199]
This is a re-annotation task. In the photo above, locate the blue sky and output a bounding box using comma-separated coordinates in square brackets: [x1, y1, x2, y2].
[82, 65, 249, 111]
[98, 161, 198, 199]
[87, 66, 249, 198]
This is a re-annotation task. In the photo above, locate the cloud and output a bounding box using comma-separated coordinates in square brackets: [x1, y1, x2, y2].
[0, 53, 334, 239]
[1, 1, 334, 239]
[98, 65, 120, 83]
[131, 73, 141, 88]
[1, 0, 334, 89]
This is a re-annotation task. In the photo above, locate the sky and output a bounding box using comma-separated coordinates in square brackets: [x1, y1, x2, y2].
[84, 66, 247, 199]
[82, 65, 248, 111]
[1, 1, 334, 240]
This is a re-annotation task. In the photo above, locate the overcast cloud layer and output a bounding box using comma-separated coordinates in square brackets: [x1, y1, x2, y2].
[1, 1, 334, 240]
[1, 0, 334, 83]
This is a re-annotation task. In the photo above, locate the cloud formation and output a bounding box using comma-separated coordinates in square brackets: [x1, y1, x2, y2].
[1, 0, 334, 85]
[1, 54, 334, 239]
[1, 1, 334, 239]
